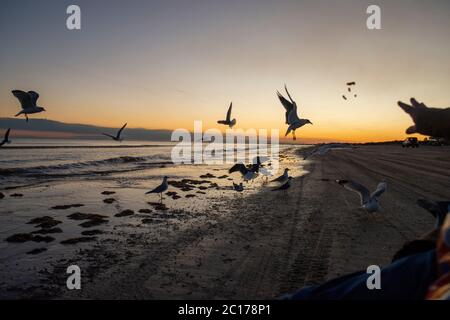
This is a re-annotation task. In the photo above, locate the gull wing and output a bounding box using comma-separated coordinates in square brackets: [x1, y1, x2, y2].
[4, 128, 11, 141]
[12, 90, 33, 109]
[117, 123, 127, 138]
[146, 183, 165, 194]
[28, 91, 40, 106]
[272, 179, 290, 191]
[337, 180, 370, 205]
[226, 103, 232, 122]
[229, 163, 247, 175]
[284, 85, 301, 124]
[277, 90, 294, 125]
[102, 133, 116, 139]
[271, 172, 286, 182]
[371, 182, 387, 200]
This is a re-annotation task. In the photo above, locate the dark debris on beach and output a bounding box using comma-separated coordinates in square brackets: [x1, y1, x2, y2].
[51, 204, 84, 210]
[115, 210, 134, 217]
[60, 237, 97, 245]
[6, 233, 54, 243]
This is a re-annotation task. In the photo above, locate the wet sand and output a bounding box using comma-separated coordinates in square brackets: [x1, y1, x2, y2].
[56, 145, 450, 299]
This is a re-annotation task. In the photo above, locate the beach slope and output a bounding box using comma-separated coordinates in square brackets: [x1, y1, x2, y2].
[64, 145, 450, 299]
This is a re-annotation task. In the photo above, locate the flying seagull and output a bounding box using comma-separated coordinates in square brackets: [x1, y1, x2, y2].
[417, 199, 450, 229]
[229, 163, 258, 182]
[217, 102, 236, 128]
[229, 156, 268, 182]
[271, 168, 290, 184]
[12, 90, 46, 122]
[277, 85, 312, 140]
[272, 177, 294, 191]
[0, 129, 11, 147]
[336, 180, 387, 213]
[102, 123, 127, 141]
[233, 182, 244, 192]
[146, 176, 169, 203]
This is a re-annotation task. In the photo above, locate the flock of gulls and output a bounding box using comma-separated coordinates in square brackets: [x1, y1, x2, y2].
[2, 83, 433, 217]
[2, 85, 316, 204]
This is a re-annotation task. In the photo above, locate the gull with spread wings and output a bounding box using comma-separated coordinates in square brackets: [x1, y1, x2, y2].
[0, 129, 11, 147]
[102, 123, 127, 142]
[336, 179, 387, 213]
[217, 102, 236, 128]
[12, 90, 46, 122]
[277, 85, 312, 140]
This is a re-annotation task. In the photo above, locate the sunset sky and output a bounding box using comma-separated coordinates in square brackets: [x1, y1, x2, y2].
[1, 0, 449, 142]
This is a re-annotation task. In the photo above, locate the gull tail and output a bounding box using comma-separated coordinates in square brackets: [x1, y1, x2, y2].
[285, 127, 292, 137]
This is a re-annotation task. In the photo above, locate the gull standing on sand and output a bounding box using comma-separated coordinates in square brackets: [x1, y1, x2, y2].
[271, 168, 290, 184]
[277, 85, 312, 140]
[217, 102, 236, 128]
[102, 123, 127, 141]
[0, 129, 11, 147]
[417, 199, 450, 229]
[336, 180, 387, 213]
[12, 90, 46, 122]
[272, 177, 294, 191]
[146, 176, 169, 203]
[303, 143, 354, 160]
[233, 182, 244, 192]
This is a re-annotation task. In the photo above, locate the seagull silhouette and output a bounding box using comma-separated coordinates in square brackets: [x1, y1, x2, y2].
[12, 90, 46, 122]
[228, 156, 266, 182]
[217, 102, 236, 128]
[146, 176, 169, 203]
[277, 85, 312, 140]
[0, 129, 11, 147]
[233, 182, 244, 192]
[102, 123, 127, 141]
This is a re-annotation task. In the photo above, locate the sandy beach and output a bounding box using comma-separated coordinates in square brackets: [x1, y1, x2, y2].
[56, 145, 450, 299]
[1, 144, 449, 299]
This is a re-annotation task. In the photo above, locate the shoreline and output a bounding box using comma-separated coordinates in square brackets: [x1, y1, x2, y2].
[61, 145, 449, 299]
[1, 145, 449, 299]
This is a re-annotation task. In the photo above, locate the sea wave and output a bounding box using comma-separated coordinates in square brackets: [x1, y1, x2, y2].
[0, 154, 172, 177]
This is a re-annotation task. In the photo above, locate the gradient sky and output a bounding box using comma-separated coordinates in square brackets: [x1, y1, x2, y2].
[1, 0, 449, 142]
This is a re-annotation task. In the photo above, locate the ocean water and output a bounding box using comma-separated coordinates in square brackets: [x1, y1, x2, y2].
[0, 139, 290, 187]
[0, 139, 307, 297]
